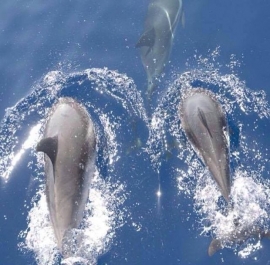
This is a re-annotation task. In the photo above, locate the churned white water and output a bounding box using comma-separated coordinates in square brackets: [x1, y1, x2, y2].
[1, 49, 270, 262]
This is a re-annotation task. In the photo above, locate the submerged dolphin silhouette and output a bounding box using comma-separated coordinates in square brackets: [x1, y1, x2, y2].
[136, 0, 184, 95]
[36, 97, 96, 252]
[208, 225, 270, 256]
[179, 89, 231, 201]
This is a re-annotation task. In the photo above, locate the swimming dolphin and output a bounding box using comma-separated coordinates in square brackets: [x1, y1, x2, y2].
[36, 97, 96, 252]
[179, 89, 231, 201]
[136, 0, 184, 95]
[208, 225, 270, 256]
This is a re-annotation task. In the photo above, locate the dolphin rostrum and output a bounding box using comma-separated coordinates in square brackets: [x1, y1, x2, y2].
[36, 97, 96, 252]
[179, 89, 231, 201]
[136, 0, 184, 95]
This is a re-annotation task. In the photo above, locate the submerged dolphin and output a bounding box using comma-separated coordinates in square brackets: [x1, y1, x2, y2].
[36, 97, 96, 252]
[179, 89, 231, 201]
[136, 0, 184, 95]
[208, 225, 270, 256]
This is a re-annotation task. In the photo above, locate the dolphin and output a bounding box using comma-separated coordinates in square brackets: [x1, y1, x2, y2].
[36, 97, 96, 252]
[208, 225, 270, 256]
[179, 89, 231, 201]
[136, 0, 184, 95]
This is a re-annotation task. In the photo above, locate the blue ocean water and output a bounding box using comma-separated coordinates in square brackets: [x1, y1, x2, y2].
[1, 1, 270, 265]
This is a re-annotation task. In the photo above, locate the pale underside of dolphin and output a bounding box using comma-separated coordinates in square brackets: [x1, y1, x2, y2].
[179, 89, 231, 201]
[136, 0, 184, 95]
[36, 97, 96, 253]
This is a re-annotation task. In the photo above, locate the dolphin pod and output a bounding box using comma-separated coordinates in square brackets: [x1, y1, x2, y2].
[136, 0, 184, 95]
[36, 97, 96, 252]
[179, 89, 231, 202]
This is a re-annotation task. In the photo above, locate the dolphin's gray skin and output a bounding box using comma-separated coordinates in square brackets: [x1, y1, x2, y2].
[179, 89, 231, 201]
[136, 0, 184, 95]
[208, 225, 270, 256]
[36, 97, 96, 252]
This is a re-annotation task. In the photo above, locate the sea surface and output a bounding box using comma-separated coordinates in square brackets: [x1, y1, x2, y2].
[1, 1, 270, 265]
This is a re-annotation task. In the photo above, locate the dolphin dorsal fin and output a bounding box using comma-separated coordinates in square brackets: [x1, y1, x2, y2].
[36, 136, 58, 167]
[208, 238, 222, 256]
[135, 28, 155, 48]
[197, 108, 213, 138]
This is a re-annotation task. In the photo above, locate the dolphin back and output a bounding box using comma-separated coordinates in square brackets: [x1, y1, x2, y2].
[136, 0, 184, 95]
[179, 89, 231, 201]
[37, 97, 96, 251]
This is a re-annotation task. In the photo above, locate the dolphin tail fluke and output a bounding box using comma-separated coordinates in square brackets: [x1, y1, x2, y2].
[181, 11, 185, 28]
[208, 238, 223, 256]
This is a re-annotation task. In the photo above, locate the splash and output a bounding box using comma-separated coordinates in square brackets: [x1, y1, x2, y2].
[146, 48, 270, 258]
[2, 50, 269, 261]
[0, 68, 146, 182]
[194, 170, 270, 256]
[0, 67, 147, 264]
[18, 172, 127, 265]
[0, 71, 66, 181]
[2, 123, 42, 181]
[83, 68, 148, 124]
[146, 48, 270, 171]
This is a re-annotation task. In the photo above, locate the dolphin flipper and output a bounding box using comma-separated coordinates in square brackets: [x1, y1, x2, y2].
[37, 136, 58, 168]
[208, 238, 222, 256]
[136, 28, 156, 49]
[197, 107, 213, 138]
[181, 11, 185, 27]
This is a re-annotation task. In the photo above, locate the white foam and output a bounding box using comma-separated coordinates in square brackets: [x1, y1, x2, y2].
[146, 48, 270, 258]
[19, 171, 127, 265]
